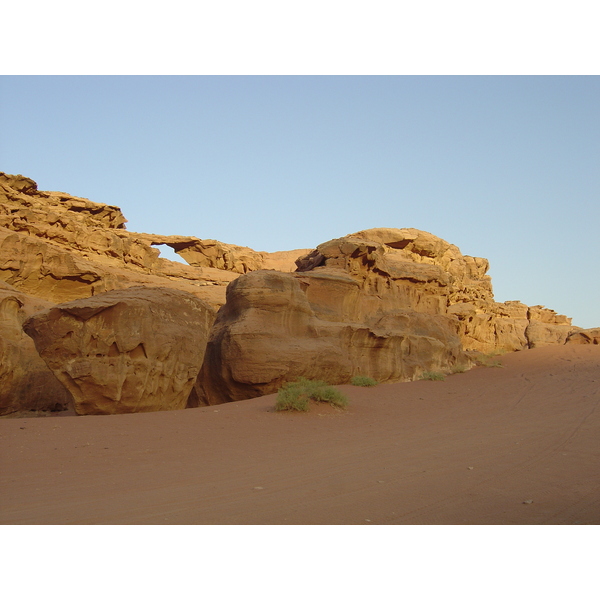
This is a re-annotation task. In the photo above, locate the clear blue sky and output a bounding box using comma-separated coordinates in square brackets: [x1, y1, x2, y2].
[1, 76, 598, 328]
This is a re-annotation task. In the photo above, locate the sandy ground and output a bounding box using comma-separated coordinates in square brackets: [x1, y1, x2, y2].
[1, 344, 599, 525]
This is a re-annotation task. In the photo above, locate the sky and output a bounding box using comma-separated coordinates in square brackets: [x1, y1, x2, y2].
[2, 75, 598, 327]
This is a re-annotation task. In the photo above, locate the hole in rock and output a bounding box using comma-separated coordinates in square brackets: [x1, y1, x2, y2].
[129, 343, 147, 359]
[154, 244, 188, 264]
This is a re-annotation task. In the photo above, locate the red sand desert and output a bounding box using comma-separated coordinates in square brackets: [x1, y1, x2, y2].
[1, 344, 599, 525]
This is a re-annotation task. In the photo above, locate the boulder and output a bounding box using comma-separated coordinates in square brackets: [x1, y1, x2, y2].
[0, 282, 73, 415]
[196, 269, 467, 405]
[23, 287, 215, 415]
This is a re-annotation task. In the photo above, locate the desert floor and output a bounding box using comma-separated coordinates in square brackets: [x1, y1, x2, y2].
[1, 344, 599, 525]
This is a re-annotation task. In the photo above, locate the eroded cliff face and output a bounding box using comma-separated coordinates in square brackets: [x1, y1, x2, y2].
[196, 269, 467, 405]
[0, 172, 306, 310]
[295, 227, 574, 353]
[0, 171, 592, 415]
[195, 227, 579, 405]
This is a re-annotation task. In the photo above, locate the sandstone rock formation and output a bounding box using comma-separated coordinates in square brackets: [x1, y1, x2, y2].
[136, 234, 307, 274]
[0, 172, 308, 310]
[196, 268, 468, 406]
[196, 227, 583, 405]
[1, 172, 593, 416]
[0, 281, 73, 415]
[296, 227, 575, 354]
[23, 287, 215, 415]
[524, 305, 574, 348]
[566, 328, 600, 345]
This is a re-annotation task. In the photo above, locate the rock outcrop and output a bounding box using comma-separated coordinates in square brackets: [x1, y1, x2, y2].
[196, 227, 583, 405]
[1, 172, 593, 415]
[566, 328, 600, 345]
[296, 227, 575, 354]
[196, 268, 468, 405]
[136, 234, 306, 274]
[524, 305, 574, 348]
[0, 281, 73, 415]
[0, 172, 307, 310]
[23, 287, 215, 415]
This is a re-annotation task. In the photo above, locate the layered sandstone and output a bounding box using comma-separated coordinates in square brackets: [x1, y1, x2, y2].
[0, 281, 73, 415]
[196, 270, 467, 405]
[136, 234, 307, 274]
[0, 173, 307, 310]
[1, 172, 592, 416]
[23, 287, 215, 415]
[197, 227, 582, 405]
[296, 228, 575, 353]
[566, 328, 600, 345]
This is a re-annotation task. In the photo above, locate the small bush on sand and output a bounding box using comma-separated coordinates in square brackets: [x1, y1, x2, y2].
[483, 359, 504, 368]
[465, 350, 506, 369]
[476, 353, 505, 368]
[350, 375, 378, 387]
[275, 377, 349, 412]
[420, 371, 446, 381]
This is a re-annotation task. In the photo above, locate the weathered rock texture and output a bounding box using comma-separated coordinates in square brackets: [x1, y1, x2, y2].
[196, 269, 468, 405]
[23, 287, 215, 415]
[566, 328, 600, 345]
[0, 281, 73, 415]
[197, 227, 582, 405]
[137, 234, 307, 274]
[2, 172, 593, 415]
[297, 228, 576, 353]
[0, 172, 308, 310]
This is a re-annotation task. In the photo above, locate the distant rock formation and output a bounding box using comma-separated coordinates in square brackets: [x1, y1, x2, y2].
[23, 287, 215, 415]
[136, 233, 307, 274]
[0, 171, 594, 415]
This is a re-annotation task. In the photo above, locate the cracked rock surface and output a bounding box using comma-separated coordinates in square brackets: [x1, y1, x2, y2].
[23, 287, 215, 415]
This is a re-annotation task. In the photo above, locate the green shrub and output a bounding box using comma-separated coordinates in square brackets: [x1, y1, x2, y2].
[275, 377, 349, 412]
[420, 371, 446, 381]
[275, 386, 310, 412]
[350, 375, 378, 387]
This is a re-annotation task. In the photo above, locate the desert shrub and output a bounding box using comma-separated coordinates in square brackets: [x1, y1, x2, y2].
[475, 353, 506, 368]
[350, 375, 378, 387]
[275, 385, 310, 412]
[450, 365, 467, 374]
[420, 371, 446, 381]
[482, 359, 504, 368]
[275, 377, 349, 412]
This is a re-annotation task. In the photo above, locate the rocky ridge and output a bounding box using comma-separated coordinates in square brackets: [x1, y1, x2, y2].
[0, 172, 595, 416]
[0, 172, 306, 309]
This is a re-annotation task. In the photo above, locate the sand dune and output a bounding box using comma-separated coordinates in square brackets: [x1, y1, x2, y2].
[1, 344, 599, 525]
